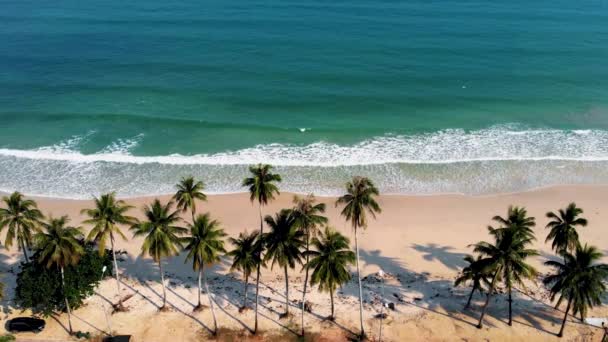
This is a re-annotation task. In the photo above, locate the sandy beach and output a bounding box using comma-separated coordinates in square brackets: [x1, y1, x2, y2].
[1, 185, 607, 341]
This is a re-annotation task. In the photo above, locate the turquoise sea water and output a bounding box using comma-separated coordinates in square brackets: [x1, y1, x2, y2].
[1, 0, 608, 197]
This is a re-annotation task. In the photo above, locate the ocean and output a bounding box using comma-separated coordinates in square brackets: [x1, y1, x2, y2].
[1, 0, 608, 198]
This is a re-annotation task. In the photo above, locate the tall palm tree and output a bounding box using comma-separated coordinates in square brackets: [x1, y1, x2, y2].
[263, 209, 304, 317]
[291, 194, 327, 335]
[544, 244, 608, 337]
[130, 199, 186, 310]
[82, 192, 136, 309]
[305, 227, 355, 320]
[0, 192, 43, 262]
[335, 176, 381, 338]
[473, 225, 538, 328]
[454, 254, 492, 309]
[183, 213, 226, 334]
[173, 176, 207, 223]
[227, 231, 261, 310]
[242, 164, 281, 332]
[545, 203, 587, 256]
[34, 216, 84, 334]
[491, 206, 536, 239]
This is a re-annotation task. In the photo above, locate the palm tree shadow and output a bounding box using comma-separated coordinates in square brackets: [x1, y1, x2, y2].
[71, 312, 110, 336]
[411, 243, 468, 270]
[49, 313, 70, 335]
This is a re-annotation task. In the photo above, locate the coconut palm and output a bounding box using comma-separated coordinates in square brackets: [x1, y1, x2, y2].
[491, 206, 536, 239]
[183, 213, 226, 334]
[305, 227, 355, 320]
[335, 176, 381, 338]
[0, 192, 43, 262]
[34, 216, 84, 334]
[263, 209, 304, 317]
[291, 194, 327, 335]
[82, 192, 136, 309]
[130, 199, 186, 310]
[454, 254, 492, 309]
[546, 203, 587, 256]
[227, 231, 261, 310]
[242, 164, 281, 332]
[473, 225, 538, 328]
[173, 176, 207, 223]
[544, 244, 608, 337]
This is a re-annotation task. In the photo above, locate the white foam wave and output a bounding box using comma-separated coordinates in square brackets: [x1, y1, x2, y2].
[1, 127, 608, 166]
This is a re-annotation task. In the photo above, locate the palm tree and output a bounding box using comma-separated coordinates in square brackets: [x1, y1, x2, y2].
[227, 231, 261, 310]
[491, 206, 536, 239]
[291, 194, 327, 335]
[335, 176, 381, 338]
[34, 216, 84, 334]
[173, 176, 207, 223]
[0, 192, 43, 262]
[130, 199, 186, 310]
[82, 192, 136, 309]
[544, 244, 608, 337]
[242, 164, 281, 332]
[454, 255, 492, 309]
[263, 209, 304, 317]
[305, 227, 355, 320]
[473, 225, 538, 328]
[183, 213, 226, 334]
[545, 203, 587, 256]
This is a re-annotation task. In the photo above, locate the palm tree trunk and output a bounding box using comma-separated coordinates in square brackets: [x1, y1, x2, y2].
[60, 267, 73, 334]
[508, 286, 513, 326]
[465, 284, 476, 309]
[203, 265, 218, 335]
[110, 235, 123, 308]
[330, 291, 335, 320]
[197, 268, 203, 308]
[301, 233, 310, 336]
[477, 268, 500, 329]
[19, 238, 29, 263]
[354, 223, 365, 338]
[557, 296, 573, 337]
[284, 265, 290, 316]
[243, 274, 249, 308]
[191, 207, 196, 224]
[254, 202, 263, 334]
[159, 260, 167, 309]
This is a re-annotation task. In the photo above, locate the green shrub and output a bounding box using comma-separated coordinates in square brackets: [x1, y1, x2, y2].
[0, 334, 16, 342]
[14, 242, 113, 316]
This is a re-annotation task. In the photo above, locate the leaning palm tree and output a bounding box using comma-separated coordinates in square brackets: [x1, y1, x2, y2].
[0, 191, 43, 262]
[263, 209, 304, 317]
[546, 203, 587, 256]
[454, 254, 492, 309]
[183, 213, 226, 334]
[227, 231, 261, 310]
[305, 227, 355, 320]
[173, 176, 207, 223]
[291, 194, 327, 335]
[82, 192, 136, 309]
[34, 216, 84, 334]
[544, 243, 608, 337]
[242, 164, 281, 332]
[491, 206, 536, 240]
[130, 199, 186, 310]
[335, 176, 381, 338]
[473, 225, 538, 328]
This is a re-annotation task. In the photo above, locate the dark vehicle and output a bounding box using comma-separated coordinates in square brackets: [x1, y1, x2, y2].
[7, 317, 45, 333]
[104, 336, 132, 342]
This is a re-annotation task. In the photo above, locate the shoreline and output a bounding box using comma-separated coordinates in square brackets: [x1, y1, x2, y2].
[1, 184, 607, 341]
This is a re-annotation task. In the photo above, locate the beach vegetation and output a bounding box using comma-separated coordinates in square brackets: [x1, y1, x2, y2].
[291, 194, 327, 336]
[242, 163, 281, 333]
[81, 192, 136, 310]
[263, 209, 305, 317]
[183, 213, 226, 334]
[0, 191, 43, 262]
[454, 254, 492, 309]
[544, 243, 608, 337]
[545, 203, 587, 256]
[305, 226, 355, 320]
[130, 199, 186, 310]
[336, 176, 381, 338]
[227, 231, 261, 311]
[173, 176, 207, 223]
